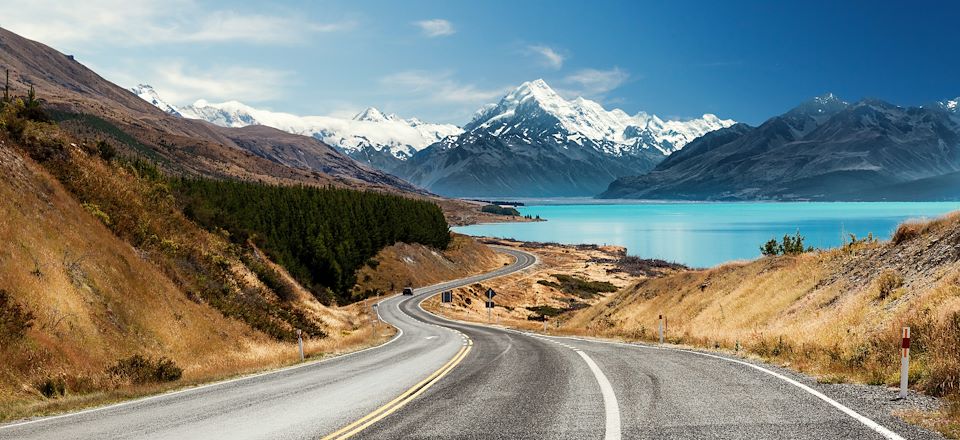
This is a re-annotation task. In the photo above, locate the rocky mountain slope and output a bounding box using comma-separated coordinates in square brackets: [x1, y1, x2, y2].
[601, 93, 960, 200]
[0, 27, 418, 194]
[395, 79, 734, 197]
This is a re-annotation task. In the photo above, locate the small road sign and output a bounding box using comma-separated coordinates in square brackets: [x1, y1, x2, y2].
[485, 300, 494, 308]
[441, 291, 453, 303]
[486, 288, 496, 299]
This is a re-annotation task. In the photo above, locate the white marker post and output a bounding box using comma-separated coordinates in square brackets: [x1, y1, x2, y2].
[296, 329, 304, 362]
[543, 318, 548, 333]
[658, 314, 664, 345]
[899, 327, 910, 399]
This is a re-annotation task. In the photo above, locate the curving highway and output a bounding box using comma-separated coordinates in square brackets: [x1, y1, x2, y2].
[0, 247, 939, 439]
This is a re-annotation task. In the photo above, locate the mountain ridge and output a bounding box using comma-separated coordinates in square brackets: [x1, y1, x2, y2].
[393, 79, 735, 197]
[600, 93, 960, 200]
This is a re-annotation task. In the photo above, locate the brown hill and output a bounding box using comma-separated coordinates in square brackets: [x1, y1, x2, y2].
[0, 26, 419, 193]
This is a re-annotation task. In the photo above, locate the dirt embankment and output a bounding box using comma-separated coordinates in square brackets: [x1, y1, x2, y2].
[353, 234, 511, 297]
[423, 238, 682, 329]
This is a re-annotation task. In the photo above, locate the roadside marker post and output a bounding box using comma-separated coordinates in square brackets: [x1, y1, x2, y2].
[485, 289, 496, 323]
[296, 329, 304, 362]
[543, 317, 548, 333]
[900, 327, 910, 399]
[658, 315, 664, 345]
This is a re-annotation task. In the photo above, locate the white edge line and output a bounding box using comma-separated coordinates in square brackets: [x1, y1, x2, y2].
[0, 294, 405, 430]
[2, 247, 537, 431]
[575, 350, 621, 440]
[539, 334, 906, 440]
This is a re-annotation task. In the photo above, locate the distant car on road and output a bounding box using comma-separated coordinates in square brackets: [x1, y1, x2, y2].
[402, 287, 414, 296]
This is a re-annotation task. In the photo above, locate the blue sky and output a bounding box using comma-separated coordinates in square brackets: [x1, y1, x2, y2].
[6, 0, 959, 125]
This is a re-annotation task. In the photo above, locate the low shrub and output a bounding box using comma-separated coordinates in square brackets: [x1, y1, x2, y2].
[892, 222, 922, 244]
[875, 270, 904, 300]
[480, 204, 521, 216]
[546, 274, 617, 298]
[0, 289, 35, 341]
[107, 354, 183, 384]
[36, 376, 66, 398]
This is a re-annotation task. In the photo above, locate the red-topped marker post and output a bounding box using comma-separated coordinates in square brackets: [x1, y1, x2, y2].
[658, 315, 664, 345]
[899, 327, 910, 399]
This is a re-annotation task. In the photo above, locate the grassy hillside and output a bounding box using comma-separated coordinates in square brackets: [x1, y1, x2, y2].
[0, 90, 460, 420]
[566, 214, 960, 436]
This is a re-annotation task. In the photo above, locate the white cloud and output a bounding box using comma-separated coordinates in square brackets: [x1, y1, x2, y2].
[413, 19, 455, 38]
[131, 61, 292, 104]
[561, 67, 630, 97]
[1, 0, 353, 48]
[380, 70, 506, 104]
[527, 45, 565, 69]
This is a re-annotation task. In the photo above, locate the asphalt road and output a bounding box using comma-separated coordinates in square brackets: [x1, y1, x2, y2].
[0, 247, 940, 439]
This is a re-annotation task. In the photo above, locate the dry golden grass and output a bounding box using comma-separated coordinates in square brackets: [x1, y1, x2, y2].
[0, 132, 398, 421]
[557, 212, 960, 437]
[423, 240, 634, 330]
[353, 234, 510, 297]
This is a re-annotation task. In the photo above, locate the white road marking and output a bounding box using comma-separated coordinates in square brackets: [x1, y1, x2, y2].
[575, 350, 621, 440]
[545, 334, 906, 440]
[0, 295, 406, 430]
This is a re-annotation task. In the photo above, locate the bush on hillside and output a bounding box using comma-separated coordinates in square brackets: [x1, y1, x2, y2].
[875, 269, 904, 300]
[760, 231, 813, 256]
[107, 354, 183, 384]
[538, 274, 617, 298]
[0, 289, 35, 342]
[481, 204, 521, 216]
[892, 222, 922, 244]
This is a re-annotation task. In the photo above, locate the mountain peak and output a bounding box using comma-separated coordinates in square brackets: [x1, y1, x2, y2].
[506, 78, 564, 105]
[129, 84, 180, 116]
[813, 92, 844, 105]
[353, 107, 390, 122]
[939, 97, 959, 112]
[788, 92, 850, 118]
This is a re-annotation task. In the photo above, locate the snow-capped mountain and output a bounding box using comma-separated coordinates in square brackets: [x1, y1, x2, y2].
[465, 79, 733, 155]
[394, 79, 735, 197]
[130, 84, 181, 116]
[938, 97, 959, 113]
[131, 86, 462, 167]
[177, 100, 462, 163]
[601, 93, 960, 201]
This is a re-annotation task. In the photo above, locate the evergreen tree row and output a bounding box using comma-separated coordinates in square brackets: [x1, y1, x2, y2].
[173, 179, 451, 304]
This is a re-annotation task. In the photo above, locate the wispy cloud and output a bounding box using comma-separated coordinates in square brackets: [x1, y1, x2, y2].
[127, 61, 292, 104]
[380, 70, 505, 104]
[1, 0, 353, 48]
[561, 67, 630, 98]
[527, 45, 565, 69]
[413, 19, 455, 38]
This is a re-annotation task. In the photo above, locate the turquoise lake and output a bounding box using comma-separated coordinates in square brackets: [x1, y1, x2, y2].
[453, 201, 960, 268]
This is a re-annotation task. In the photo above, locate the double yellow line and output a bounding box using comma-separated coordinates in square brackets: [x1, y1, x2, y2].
[321, 339, 473, 440]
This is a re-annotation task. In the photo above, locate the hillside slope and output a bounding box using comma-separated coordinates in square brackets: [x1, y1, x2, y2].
[566, 213, 960, 433]
[0, 136, 389, 419]
[0, 27, 418, 193]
